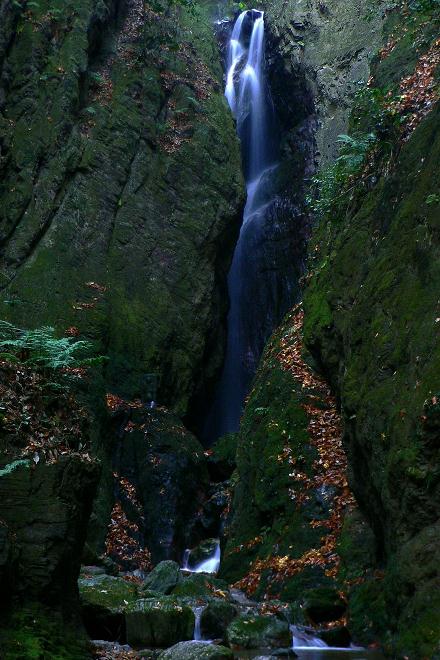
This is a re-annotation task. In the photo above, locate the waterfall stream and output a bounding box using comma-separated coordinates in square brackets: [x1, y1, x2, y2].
[203, 9, 279, 441]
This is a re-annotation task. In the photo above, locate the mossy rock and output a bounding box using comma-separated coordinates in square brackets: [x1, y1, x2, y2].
[125, 597, 194, 648]
[201, 599, 238, 641]
[79, 574, 138, 611]
[172, 573, 228, 598]
[79, 574, 138, 641]
[141, 561, 182, 595]
[226, 615, 291, 649]
[302, 587, 347, 624]
[158, 641, 233, 659]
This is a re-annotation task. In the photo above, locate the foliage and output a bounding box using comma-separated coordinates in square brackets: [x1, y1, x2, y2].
[307, 133, 376, 218]
[0, 321, 104, 371]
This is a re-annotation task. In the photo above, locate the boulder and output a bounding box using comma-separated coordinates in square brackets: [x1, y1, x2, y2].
[125, 597, 194, 647]
[319, 625, 351, 647]
[141, 561, 182, 595]
[227, 615, 291, 649]
[79, 574, 138, 641]
[158, 641, 234, 659]
[172, 573, 228, 598]
[201, 599, 238, 640]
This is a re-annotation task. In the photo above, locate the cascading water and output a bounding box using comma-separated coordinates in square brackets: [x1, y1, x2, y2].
[203, 9, 280, 441]
[182, 540, 221, 574]
[192, 605, 206, 641]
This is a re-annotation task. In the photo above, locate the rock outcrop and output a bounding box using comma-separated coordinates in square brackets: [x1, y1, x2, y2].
[0, 0, 244, 413]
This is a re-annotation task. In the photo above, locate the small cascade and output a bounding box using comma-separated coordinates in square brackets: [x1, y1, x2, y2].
[181, 540, 221, 574]
[291, 625, 328, 649]
[192, 605, 206, 641]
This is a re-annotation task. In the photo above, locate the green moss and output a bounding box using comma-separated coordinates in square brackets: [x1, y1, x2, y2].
[0, 605, 90, 660]
[226, 614, 291, 649]
[78, 574, 138, 611]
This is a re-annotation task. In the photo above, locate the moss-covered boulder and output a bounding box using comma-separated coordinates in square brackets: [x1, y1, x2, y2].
[158, 641, 233, 659]
[200, 599, 238, 641]
[171, 573, 228, 599]
[141, 561, 182, 596]
[226, 615, 291, 649]
[125, 597, 194, 648]
[79, 573, 138, 641]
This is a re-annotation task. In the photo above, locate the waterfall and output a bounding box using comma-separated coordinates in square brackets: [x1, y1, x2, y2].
[181, 540, 221, 574]
[192, 605, 205, 641]
[290, 625, 329, 649]
[203, 9, 279, 441]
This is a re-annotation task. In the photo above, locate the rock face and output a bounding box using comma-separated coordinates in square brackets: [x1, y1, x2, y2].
[304, 106, 440, 655]
[222, 1, 440, 657]
[0, 455, 99, 611]
[0, 0, 244, 413]
[101, 405, 209, 565]
[263, 0, 384, 165]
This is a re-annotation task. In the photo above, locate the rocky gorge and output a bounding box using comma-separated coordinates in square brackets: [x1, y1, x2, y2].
[0, 0, 439, 658]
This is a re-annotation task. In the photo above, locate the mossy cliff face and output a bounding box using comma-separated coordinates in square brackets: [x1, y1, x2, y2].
[0, 0, 244, 412]
[304, 109, 440, 658]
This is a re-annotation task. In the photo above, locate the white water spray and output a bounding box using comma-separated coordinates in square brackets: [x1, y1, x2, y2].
[182, 540, 221, 574]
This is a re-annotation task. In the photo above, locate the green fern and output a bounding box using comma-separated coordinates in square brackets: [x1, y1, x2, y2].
[0, 321, 105, 371]
[307, 132, 376, 218]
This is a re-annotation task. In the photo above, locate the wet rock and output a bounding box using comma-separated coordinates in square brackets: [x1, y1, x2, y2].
[125, 597, 194, 648]
[158, 641, 234, 659]
[227, 615, 291, 649]
[200, 599, 238, 641]
[302, 587, 347, 624]
[141, 561, 182, 595]
[81, 565, 106, 577]
[79, 574, 138, 641]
